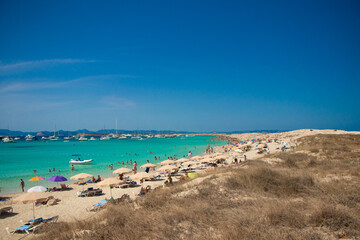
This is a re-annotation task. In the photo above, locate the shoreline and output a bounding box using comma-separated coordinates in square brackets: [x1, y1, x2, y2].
[0, 135, 224, 195]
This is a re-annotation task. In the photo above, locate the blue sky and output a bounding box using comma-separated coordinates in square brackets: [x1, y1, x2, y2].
[0, 0, 359, 132]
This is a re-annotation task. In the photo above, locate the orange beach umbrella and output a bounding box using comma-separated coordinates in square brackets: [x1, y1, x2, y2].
[29, 176, 45, 181]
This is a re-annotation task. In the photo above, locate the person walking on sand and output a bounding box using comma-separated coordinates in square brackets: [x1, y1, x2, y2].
[133, 161, 137, 174]
[20, 179, 25, 192]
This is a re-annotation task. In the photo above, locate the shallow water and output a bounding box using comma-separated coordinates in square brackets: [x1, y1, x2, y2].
[0, 135, 224, 194]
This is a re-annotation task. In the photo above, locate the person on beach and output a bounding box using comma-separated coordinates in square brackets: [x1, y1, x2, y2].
[49, 169, 51, 173]
[133, 161, 137, 174]
[126, 160, 129, 165]
[91, 176, 96, 183]
[145, 167, 150, 173]
[244, 155, 247, 161]
[20, 179, 25, 192]
[165, 175, 173, 186]
[139, 187, 146, 197]
[71, 165, 75, 171]
[147, 160, 150, 163]
[33, 170, 37, 174]
[130, 160, 133, 166]
[96, 175, 101, 182]
[154, 156, 157, 161]
[53, 168, 55, 172]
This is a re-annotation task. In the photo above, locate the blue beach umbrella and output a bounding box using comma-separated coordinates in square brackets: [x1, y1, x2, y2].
[47, 176, 67, 182]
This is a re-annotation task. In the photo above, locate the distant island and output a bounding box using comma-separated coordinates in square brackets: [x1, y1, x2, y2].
[0, 129, 284, 137]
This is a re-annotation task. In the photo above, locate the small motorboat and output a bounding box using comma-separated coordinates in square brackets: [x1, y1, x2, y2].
[2, 137, 16, 143]
[69, 154, 93, 164]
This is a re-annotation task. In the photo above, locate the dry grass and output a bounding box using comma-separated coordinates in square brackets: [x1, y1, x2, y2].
[37, 134, 360, 240]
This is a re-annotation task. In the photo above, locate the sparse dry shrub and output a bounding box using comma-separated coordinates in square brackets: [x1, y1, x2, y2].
[266, 201, 306, 228]
[226, 166, 314, 197]
[284, 158, 298, 168]
[318, 181, 360, 209]
[310, 148, 320, 153]
[310, 204, 360, 236]
[138, 189, 171, 209]
[307, 158, 317, 167]
[277, 152, 308, 162]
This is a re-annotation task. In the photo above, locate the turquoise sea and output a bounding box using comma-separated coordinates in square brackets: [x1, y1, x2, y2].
[0, 136, 225, 194]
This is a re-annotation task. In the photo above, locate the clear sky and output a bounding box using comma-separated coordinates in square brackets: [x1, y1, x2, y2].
[0, 0, 359, 132]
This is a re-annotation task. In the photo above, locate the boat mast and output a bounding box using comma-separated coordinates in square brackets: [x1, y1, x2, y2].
[116, 119, 118, 135]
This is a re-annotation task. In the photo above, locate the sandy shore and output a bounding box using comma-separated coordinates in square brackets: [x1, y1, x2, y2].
[1, 129, 359, 239]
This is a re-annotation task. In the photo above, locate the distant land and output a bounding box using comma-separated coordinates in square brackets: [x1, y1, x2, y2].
[0, 129, 284, 137]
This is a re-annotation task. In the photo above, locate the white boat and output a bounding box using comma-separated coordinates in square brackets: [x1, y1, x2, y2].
[118, 136, 127, 140]
[132, 135, 141, 139]
[25, 134, 35, 141]
[49, 136, 59, 141]
[2, 137, 16, 143]
[69, 159, 93, 164]
[14, 137, 20, 141]
[78, 136, 88, 141]
[69, 154, 93, 164]
[100, 135, 110, 140]
[49, 122, 60, 141]
[89, 137, 96, 141]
